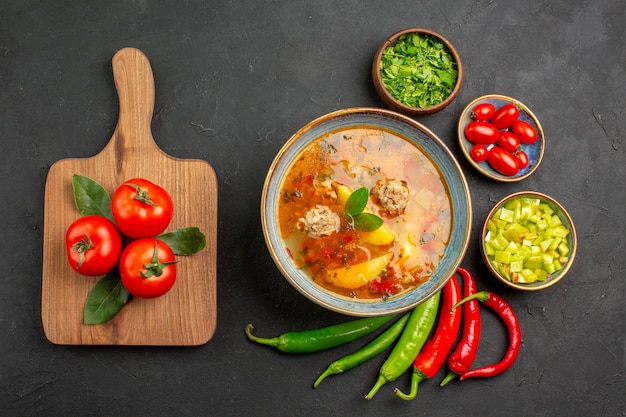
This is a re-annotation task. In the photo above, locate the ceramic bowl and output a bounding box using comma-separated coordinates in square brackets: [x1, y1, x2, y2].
[458, 94, 545, 181]
[481, 191, 577, 291]
[261, 107, 472, 316]
[372, 28, 463, 116]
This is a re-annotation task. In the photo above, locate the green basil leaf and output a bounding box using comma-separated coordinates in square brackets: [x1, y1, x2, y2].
[158, 227, 206, 255]
[84, 271, 130, 325]
[72, 174, 113, 221]
[354, 212, 384, 232]
[344, 187, 369, 216]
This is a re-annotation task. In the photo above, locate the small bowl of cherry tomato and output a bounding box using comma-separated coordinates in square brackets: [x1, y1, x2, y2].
[372, 28, 463, 116]
[481, 191, 577, 291]
[458, 94, 545, 181]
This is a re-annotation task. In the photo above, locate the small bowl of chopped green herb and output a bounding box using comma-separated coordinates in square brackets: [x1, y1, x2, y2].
[481, 191, 577, 291]
[372, 28, 463, 116]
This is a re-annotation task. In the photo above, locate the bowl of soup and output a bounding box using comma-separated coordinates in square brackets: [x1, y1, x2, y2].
[261, 108, 472, 316]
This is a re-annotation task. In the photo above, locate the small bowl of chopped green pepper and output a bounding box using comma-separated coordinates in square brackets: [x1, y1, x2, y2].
[481, 191, 577, 291]
[372, 28, 463, 116]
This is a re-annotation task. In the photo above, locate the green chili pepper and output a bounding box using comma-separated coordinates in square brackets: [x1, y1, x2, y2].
[313, 312, 410, 388]
[245, 314, 396, 353]
[365, 292, 441, 400]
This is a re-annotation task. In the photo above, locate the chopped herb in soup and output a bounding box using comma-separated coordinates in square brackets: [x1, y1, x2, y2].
[278, 127, 452, 300]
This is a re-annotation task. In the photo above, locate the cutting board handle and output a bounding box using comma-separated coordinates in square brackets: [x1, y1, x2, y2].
[106, 47, 161, 160]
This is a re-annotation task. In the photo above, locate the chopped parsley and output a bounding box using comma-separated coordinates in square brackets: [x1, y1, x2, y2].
[379, 32, 458, 109]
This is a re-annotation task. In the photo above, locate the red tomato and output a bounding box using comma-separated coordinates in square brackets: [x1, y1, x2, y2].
[512, 120, 538, 144]
[471, 103, 495, 121]
[470, 144, 489, 163]
[119, 238, 177, 298]
[487, 147, 520, 176]
[111, 178, 174, 238]
[491, 103, 520, 129]
[464, 121, 499, 144]
[65, 215, 122, 276]
[497, 131, 521, 153]
[515, 150, 530, 169]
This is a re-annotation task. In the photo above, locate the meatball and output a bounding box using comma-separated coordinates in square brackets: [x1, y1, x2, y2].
[371, 179, 409, 217]
[298, 205, 340, 238]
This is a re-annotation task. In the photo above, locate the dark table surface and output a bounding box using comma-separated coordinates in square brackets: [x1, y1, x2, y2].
[2, 1, 624, 416]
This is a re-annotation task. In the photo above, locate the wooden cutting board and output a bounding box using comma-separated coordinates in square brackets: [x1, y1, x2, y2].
[41, 48, 218, 346]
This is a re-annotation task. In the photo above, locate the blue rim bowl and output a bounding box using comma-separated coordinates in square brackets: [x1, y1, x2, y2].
[261, 107, 472, 316]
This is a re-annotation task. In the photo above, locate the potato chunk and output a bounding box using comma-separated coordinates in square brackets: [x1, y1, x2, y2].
[325, 253, 393, 290]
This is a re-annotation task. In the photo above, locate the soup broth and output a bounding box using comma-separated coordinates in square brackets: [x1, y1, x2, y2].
[278, 126, 452, 300]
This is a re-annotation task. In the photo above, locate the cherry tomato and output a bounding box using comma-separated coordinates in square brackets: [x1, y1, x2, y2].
[111, 178, 174, 239]
[119, 238, 177, 298]
[515, 150, 530, 169]
[487, 147, 520, 176]
[512, 120, 538, 144]
[470, 144, 489, 163]
[471, 103, 495, 121]
[65, 215, 122, 276]
[464, 121, 499, 145]
[491, 103, 520, 129]
[497, 131, 521, 153]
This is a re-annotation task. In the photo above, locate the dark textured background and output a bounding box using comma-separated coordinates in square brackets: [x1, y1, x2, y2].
[1, 1, 624, 416]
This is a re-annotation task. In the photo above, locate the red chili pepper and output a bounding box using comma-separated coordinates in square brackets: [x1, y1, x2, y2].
[451, 289, 522, 380]
[394, 274, 462, 400]
[440, 267, 481, 386]
[369, 279, 396, 295]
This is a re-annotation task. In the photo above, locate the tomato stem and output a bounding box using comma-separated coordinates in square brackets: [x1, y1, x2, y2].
[128, 183, 157, 206]
[71, 234, 93, 269]
[140, 241, 177, 278]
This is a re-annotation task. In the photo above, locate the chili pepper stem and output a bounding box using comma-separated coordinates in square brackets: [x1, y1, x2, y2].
[365, 374, 390, 400]
[451, 291, 489, 312]
[394, 368, 427, 401]
[244, 324, 284, 349]
[440, 371, 459, 386]
[313, 366, 340, 388]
